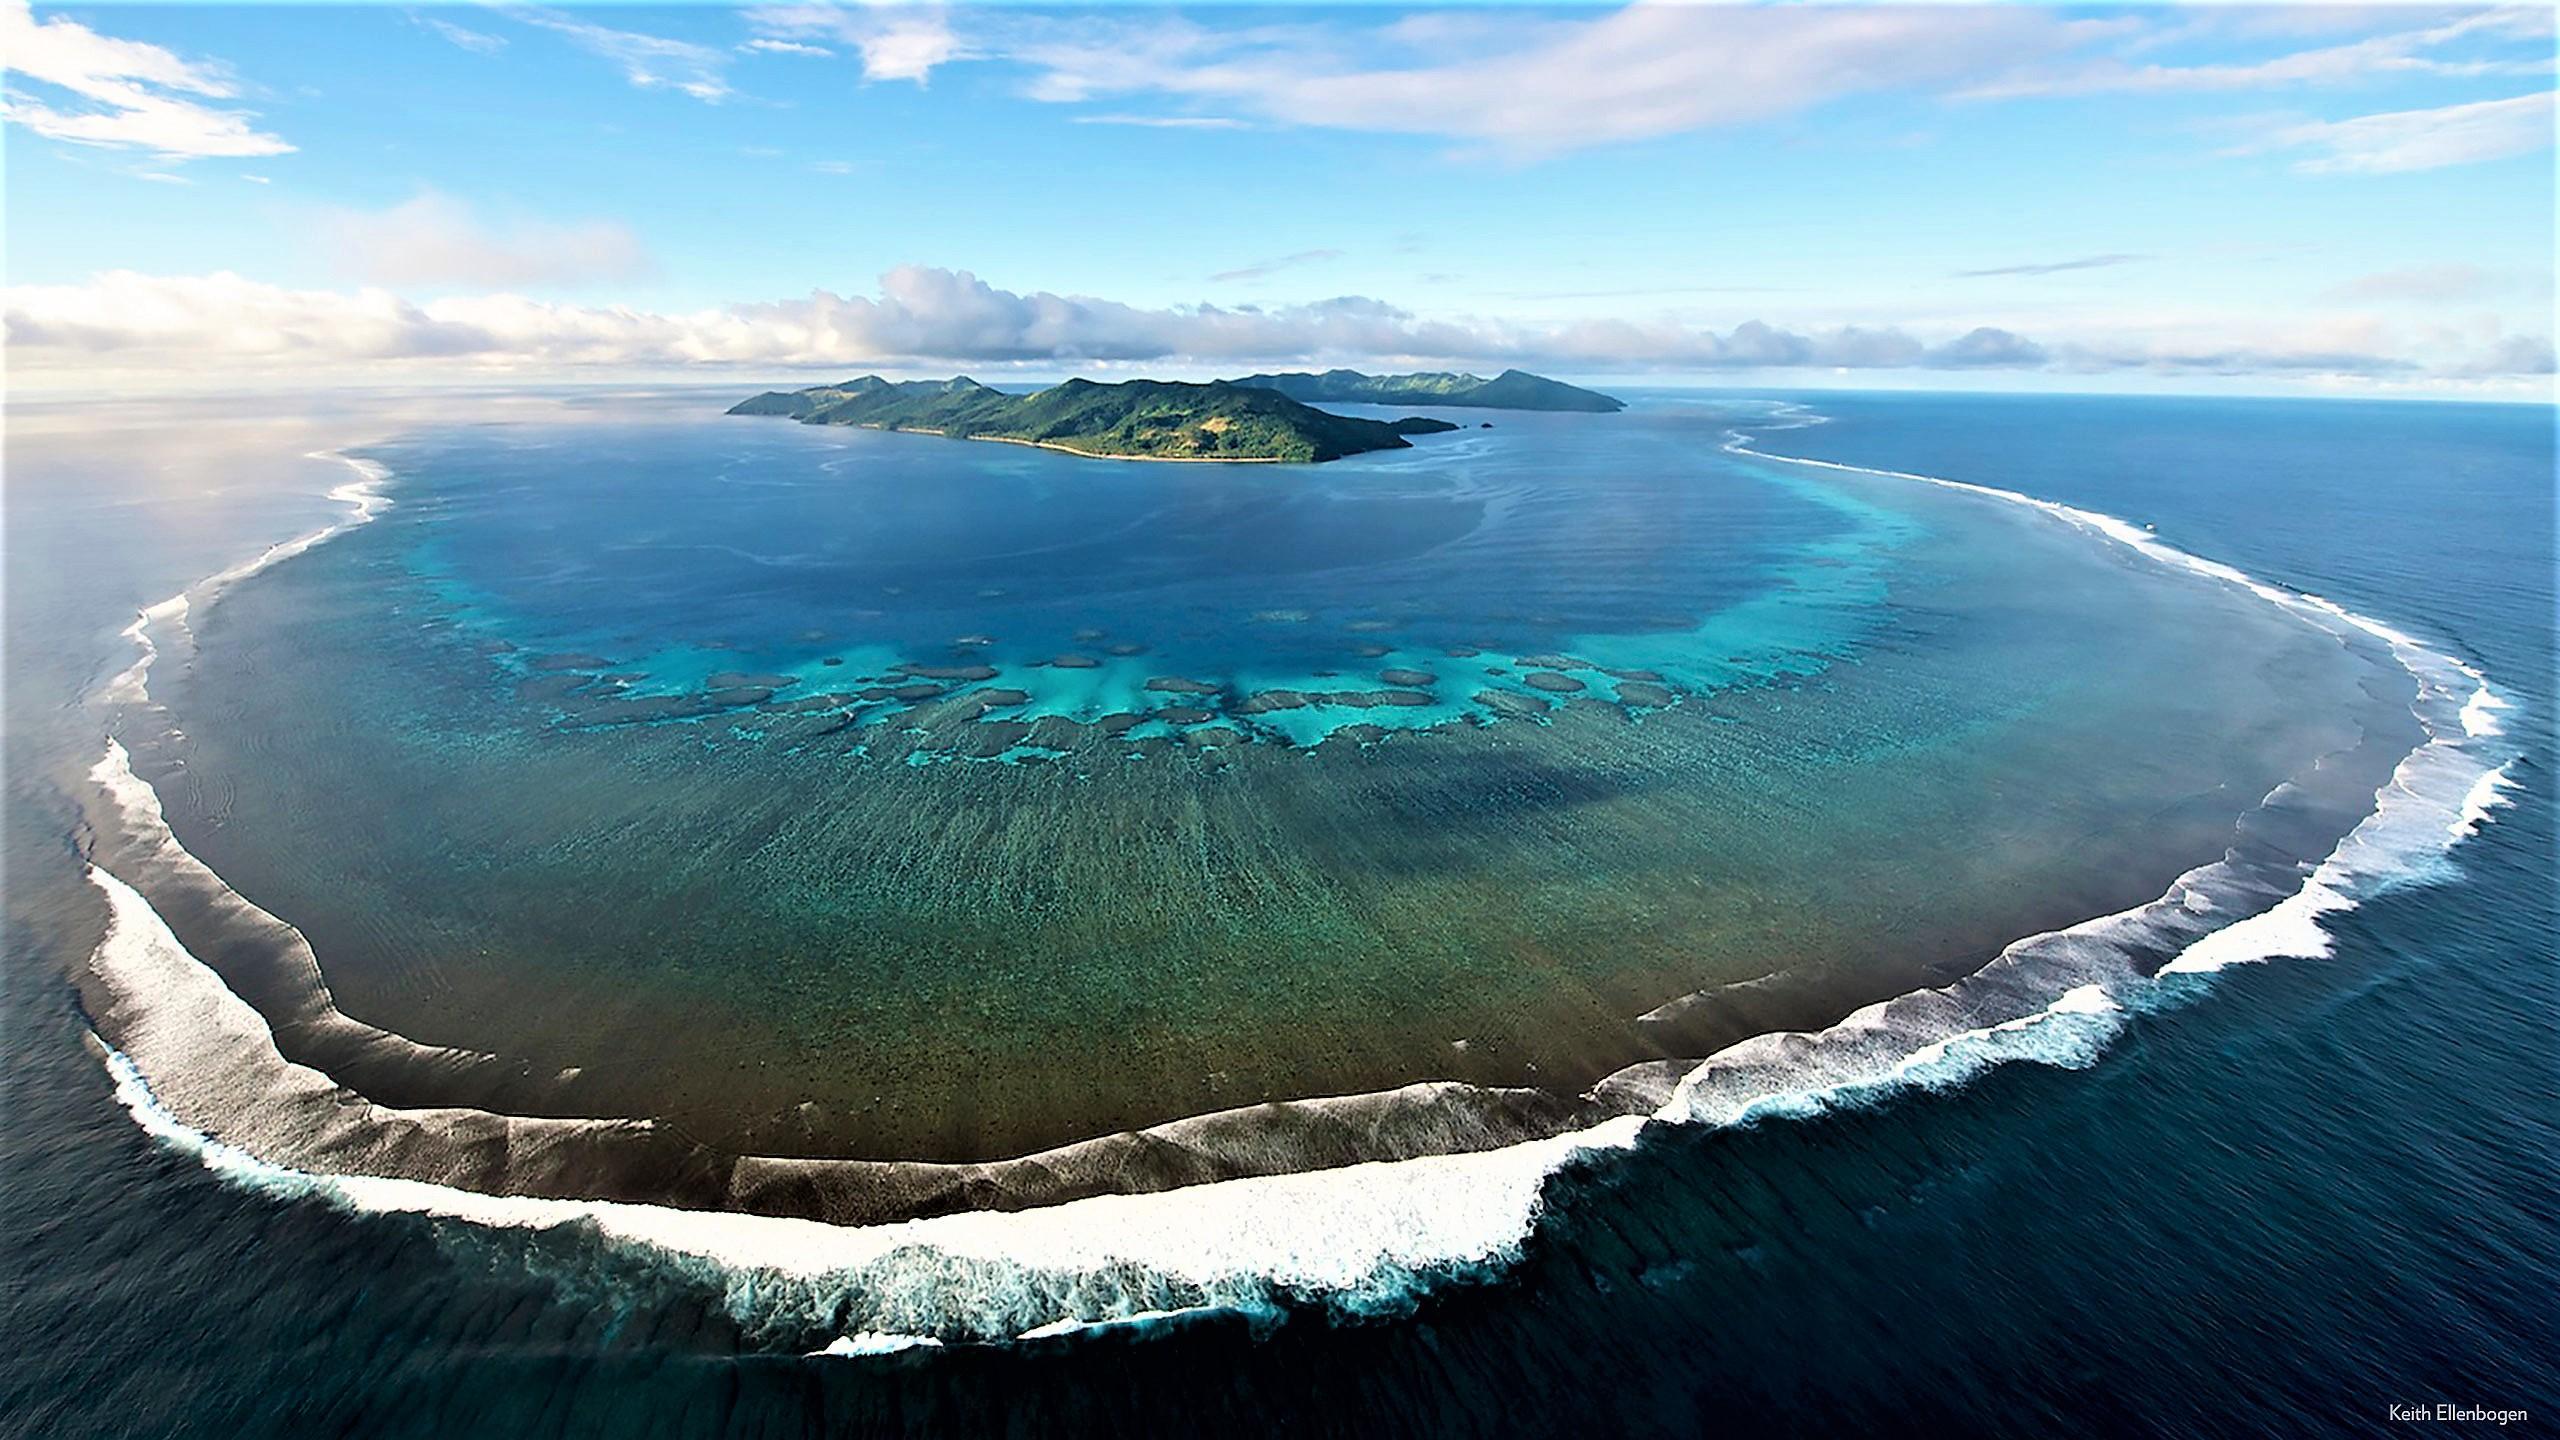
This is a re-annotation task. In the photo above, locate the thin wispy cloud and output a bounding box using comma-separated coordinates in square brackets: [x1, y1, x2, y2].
[516, 8, 732, 102]
[1497, 284, 1793, 300]
[870, 3, 2557, 168]
[741, 38, 832, 58]
[1001, 4, 2105, 157]
[2247, 91, 2555, 174]
[1955, 254, 2152, 278]
[0, 0, 293, 160]
[416, 15, 507, 56]
[1211, 250, 1344, 284]
[1970, 7, 2555, 99]
[1071, 114, 1250, 131]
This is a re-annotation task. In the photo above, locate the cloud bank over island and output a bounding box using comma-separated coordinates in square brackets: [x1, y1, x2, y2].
[8, 264, 2548, 390]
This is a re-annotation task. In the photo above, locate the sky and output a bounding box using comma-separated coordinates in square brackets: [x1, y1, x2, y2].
[4, 0, 2555, 397]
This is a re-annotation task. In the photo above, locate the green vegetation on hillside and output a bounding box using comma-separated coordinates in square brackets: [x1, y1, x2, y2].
[1222, 368, 1625, 413]
[728, 376, 1458, 461]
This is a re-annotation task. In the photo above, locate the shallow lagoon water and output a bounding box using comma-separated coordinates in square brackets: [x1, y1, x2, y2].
[113, 393, 2401, 1168]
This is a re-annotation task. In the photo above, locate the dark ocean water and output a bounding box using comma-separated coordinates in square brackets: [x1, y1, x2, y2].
[5, 389, 2552, 1437]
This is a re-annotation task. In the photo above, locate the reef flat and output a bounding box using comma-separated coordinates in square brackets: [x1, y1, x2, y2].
[85, 398, 2415, 1213]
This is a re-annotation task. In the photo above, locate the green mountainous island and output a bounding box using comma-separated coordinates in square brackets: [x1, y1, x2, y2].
[728, 376, 1461, 463]
[1224, 368, 1627, 413]
[727, 368, 1622, 463]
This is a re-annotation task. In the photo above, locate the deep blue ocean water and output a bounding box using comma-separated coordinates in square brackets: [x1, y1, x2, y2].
[4, 388, 2551, 1436]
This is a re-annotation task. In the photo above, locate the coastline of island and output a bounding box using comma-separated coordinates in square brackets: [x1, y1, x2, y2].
[731, 375, 1456, 462]
[729, 369, 1618, 463]
[1227, 367, 1626, 413]
[958, 432, 1288, 463]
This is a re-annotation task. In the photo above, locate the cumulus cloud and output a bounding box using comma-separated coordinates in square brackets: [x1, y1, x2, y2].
[516, 8, 732, 102]
[1927, 328, 2051, 367]
[0, 0, 293, 159]
[2454, 334, 2556, 376]
[12, 266, 2549, 389]
[320, 193, 654, 289]
[2245, 91, 2556, 174]
[6, 271, 491, 360]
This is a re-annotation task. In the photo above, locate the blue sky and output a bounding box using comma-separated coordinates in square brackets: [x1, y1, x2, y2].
[5, 1, 2554, 395]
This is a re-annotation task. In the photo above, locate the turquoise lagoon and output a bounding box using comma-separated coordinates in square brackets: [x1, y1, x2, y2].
[132, 394, 2404, 1168]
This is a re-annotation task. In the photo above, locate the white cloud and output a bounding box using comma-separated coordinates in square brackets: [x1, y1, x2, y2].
[319, 193, 653, 289]
[1070, 113, 1250, 131]
[2249, 91, 2556, 174]
[2454, 334, 2556, 376]
[7, 271, 491, 361]
[1970, 7, 2555, 98]
[741, 38, 832, 58]
[858, 14, 963, 83]
[11, 266, 2548, 389]
[516, 8, 732, 102]
[417, 16, 507, 56]
[997, 4, 2104, 157]
[0, 0, 292, 159]
[811, 3, 2549, 164]
[2327, 264, 2500, 303]
[747, 3, 965, 84]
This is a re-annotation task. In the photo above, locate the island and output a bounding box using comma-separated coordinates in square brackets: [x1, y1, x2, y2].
[1221, 368, 1626, 413]
[727, 376, 1462, 462]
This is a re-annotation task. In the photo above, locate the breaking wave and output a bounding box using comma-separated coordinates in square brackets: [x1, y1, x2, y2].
[93, 452, 390, 713]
